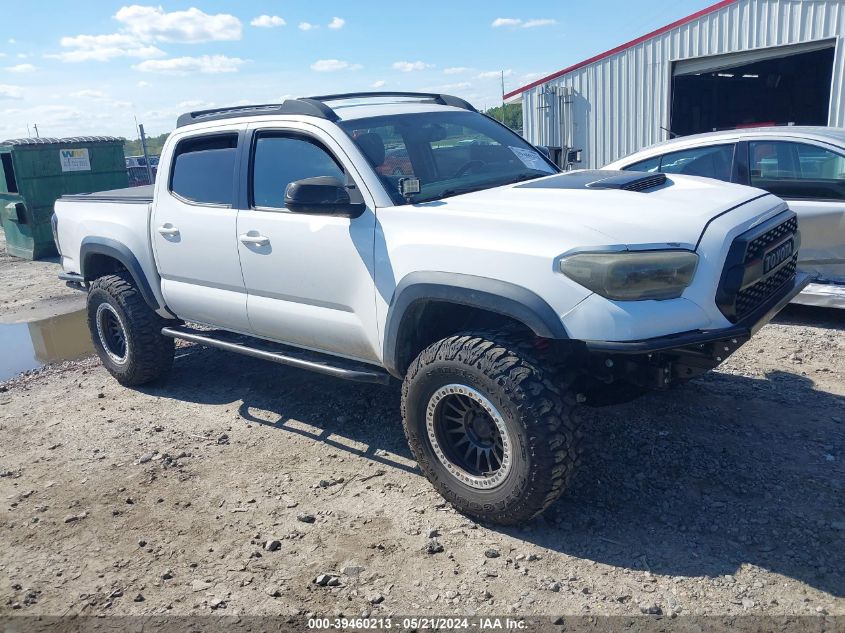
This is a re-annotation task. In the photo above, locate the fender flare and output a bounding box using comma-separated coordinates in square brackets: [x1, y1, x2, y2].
[79, 237, 162, 311]
[383, 271, 568, 376]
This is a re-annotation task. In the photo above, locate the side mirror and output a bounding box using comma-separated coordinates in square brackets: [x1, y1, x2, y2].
[284, 176, 365, 218]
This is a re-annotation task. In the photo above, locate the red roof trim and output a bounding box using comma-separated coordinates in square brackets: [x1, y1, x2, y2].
[503, 0, 737, 100]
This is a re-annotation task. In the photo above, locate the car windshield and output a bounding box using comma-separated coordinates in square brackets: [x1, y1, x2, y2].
[339, 111, 557, 205]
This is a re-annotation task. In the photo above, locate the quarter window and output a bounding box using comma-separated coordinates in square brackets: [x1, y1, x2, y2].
[170, 134, 238, 206]
[749, 141, 845, 201]
[252, 135, 345, 209]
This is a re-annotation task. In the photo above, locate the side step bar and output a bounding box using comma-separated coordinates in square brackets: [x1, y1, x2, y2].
[161, 326, 391, 385]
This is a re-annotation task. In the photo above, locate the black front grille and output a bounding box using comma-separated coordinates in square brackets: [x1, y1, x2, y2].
[735, 256, 797, 318]
[744, 216, 798, 264]
[715, 211, 798, 322]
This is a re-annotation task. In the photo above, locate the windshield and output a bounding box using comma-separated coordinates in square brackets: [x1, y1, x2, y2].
[339, 111, 558, 205]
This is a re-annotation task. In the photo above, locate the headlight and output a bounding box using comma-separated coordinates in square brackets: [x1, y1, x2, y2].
[560, 250, 698, 301]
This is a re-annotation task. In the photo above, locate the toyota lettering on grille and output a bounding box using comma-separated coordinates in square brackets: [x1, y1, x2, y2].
[762, 238, 794, 275]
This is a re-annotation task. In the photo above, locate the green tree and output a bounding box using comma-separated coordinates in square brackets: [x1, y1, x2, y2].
[484, 103, 523, 132]
[123, 132, 170, 157]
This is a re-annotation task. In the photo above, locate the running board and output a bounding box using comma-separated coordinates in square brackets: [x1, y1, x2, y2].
[161, 326, 391, 385]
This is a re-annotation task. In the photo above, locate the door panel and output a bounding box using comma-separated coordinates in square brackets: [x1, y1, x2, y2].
[237, 126, 380, 362]
[748, 140, 845, 283]
[152, 128, 252, 331]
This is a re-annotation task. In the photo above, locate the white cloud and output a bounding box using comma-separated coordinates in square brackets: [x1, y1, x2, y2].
[328, 17, 345, 29]
[51, 6, 242, 64]
[477, 69, 513, 79]
[16, 53, 27, 59]
[0, 84, 22, 100]
[371, 80, 386, 88]
[133, 55, 246, 75]
[441, 82, 471, 90]
[114, 5, 242, 43]
[298, 22, 317, 31]
[137, 80, 150, 88]
[0, 53, 5, 58]
[311, 59, 362, 72]
[50, 33, 165, 62]
[178, 99, 215, 109]
[491, 17, 557, 28]
[70, 89, 107, 99]
[7, 39, 15, 45]
[251, 15, 286, 28]
[523, 19, 557, 28]
[5, 63, 35, 73]
[444, 67, 471, 75]
[392, 60, 433, 72]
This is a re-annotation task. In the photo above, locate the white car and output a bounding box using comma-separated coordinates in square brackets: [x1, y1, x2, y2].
[605, 127, 845, 308]
[53, 92, 807, 525]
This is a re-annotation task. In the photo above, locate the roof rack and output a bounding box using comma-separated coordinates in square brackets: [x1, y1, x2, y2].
[308, 91, 477, 112]
[175, 92, 477, 128]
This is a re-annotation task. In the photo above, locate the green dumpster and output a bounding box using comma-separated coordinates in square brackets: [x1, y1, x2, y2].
[0, 136, 128, 260]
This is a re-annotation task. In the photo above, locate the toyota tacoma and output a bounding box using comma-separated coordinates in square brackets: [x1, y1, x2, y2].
[52, 92, 809, 525]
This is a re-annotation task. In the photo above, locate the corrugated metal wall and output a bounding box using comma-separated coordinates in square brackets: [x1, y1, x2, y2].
[522, 0, 845, 168]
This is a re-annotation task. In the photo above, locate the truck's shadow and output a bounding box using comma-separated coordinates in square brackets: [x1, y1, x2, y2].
[145, 343, 845, 598]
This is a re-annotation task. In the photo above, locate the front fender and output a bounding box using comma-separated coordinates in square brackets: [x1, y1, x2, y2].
[383, 271, 569, 376]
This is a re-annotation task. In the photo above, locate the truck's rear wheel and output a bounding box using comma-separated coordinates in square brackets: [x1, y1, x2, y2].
[401, 331, 582, 525]
[87, 272, 174, 386]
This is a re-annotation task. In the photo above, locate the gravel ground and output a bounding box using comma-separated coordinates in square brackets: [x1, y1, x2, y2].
[0, 231, 843, 619]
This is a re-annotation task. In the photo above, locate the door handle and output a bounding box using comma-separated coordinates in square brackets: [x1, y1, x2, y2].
[239, 232, 270, 246]
[157, 224, 180, 236]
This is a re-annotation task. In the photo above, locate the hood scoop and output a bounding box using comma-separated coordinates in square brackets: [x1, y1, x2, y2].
[516, 170, 667, 192]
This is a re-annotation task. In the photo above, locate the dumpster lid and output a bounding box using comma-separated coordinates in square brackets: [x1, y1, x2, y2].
[1, 136, 125, 146]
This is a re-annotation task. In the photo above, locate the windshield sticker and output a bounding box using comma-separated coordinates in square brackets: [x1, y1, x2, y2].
[509, 146, 554, 173]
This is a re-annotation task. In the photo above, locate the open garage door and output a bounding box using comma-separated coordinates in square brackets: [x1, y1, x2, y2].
[671, 41, 835, 137]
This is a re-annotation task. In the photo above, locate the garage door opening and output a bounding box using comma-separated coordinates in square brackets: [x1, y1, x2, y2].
[671, 44, 834, 137]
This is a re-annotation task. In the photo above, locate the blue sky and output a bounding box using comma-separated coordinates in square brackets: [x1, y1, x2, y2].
[0, 1, 716, 139]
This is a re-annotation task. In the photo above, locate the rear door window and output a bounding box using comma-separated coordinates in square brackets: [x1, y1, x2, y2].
[170, 134, 238, 206]
[749, 141, 845, 201]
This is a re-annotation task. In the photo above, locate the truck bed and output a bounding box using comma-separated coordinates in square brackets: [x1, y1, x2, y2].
[61, 185, 154, 204]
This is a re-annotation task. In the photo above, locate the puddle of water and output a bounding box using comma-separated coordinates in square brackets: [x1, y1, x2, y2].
[0, 309, 93, 381]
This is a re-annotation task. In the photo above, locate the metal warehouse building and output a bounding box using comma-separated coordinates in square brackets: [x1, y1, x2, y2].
[505, 0, 845, 169]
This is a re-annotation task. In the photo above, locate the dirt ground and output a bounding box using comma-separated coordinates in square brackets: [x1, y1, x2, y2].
[0, 232, 843, 620]
[0, 231, 83, 323]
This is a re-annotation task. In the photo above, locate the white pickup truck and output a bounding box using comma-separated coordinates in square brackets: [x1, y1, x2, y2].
[53, 92, 809, 525]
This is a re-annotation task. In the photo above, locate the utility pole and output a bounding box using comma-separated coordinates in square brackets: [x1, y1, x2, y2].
[500, 71, 506, 123]
[33, 123, 39, 138]
[26, 123, 31, 138]
[139, 123, 153, 185]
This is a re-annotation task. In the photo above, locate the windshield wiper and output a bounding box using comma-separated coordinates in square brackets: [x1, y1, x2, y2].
[412, 173, 549, 204]
[511, 172, 547, 184]
[413, 185, 487, 204]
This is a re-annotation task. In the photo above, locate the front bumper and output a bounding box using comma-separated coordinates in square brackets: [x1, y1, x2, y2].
[581, 271, 811, 388]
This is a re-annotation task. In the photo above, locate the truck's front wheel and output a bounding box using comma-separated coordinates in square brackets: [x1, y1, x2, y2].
[87, 272, 174, 386]
[401, 331, 582, 525]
